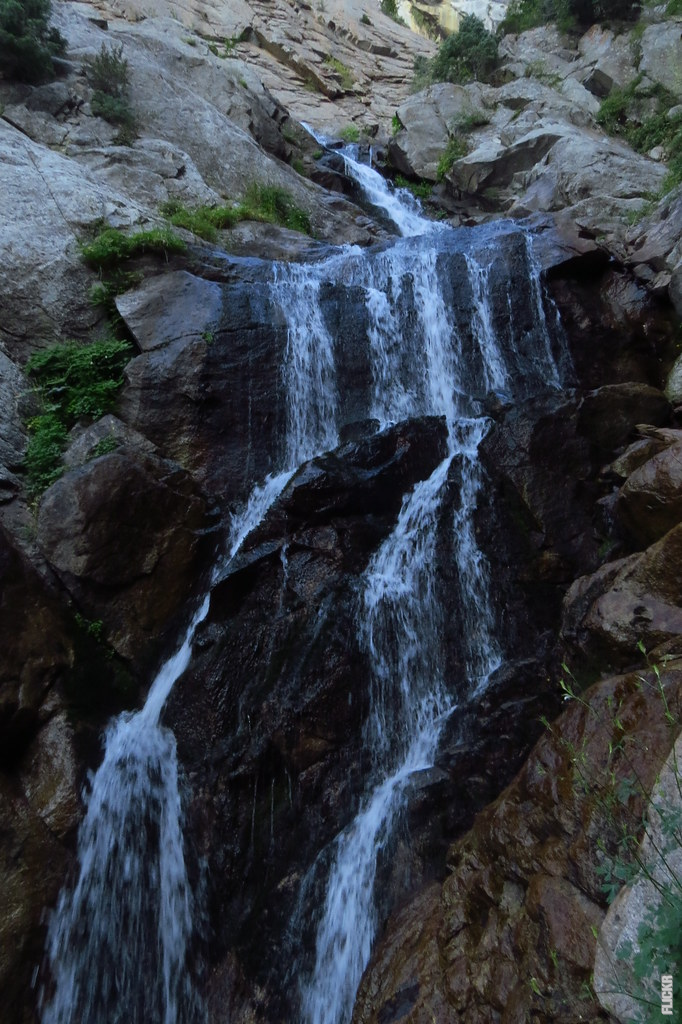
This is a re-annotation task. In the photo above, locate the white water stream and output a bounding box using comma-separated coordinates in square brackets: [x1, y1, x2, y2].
[41, 138, 567, 1024]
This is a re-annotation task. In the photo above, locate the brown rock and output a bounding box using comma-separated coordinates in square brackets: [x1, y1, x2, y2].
[352, 667, 682, 1024]
[36, 448, 210, 659]
[618, 437, 682, 545]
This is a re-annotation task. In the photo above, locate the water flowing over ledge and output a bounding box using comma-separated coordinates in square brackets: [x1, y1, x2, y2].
[40, 140, 570, 1024]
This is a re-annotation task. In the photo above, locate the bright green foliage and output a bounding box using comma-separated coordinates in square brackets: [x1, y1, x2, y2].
[597, 78, 682, 196]
[324, 54, 354, 89]
[666, 0, 682, 13]
[391, 113, 402, 135]
[0, 0, 66, 82]
[436, 134, 468, 179]
[24, 338, 132, 495]
[161, 187, 312, 240]
[340, 123, 360, 142]
[395, 174, 433, 199]
[80, 226, 187, 269]
[244, 184, 312, 234]
[24, 412, 67, 494]
[90, 436, 119, 459]
[413, 15, 499, 90]
[431, 15, 499, 84]
[454, 110, 492, 132]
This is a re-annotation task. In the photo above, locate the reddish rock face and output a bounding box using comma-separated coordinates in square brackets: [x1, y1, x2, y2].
[352, 665, 682, 1024]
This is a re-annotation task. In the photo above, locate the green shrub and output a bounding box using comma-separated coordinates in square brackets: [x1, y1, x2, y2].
[430, 15, 499, 84]
[395, 174, 433, 199]
[0, 0, 66, 83]
[597, 79, 682, 196]
[24, 338, 132, 495]
[436, 134, 468, 179]
[499, 0, 639, 32]
[360, 11, 372, 23]
[85, 43, 136, 136]
[454, 110, 491, 131]
[340, 123, 360, 142]
[413, 15, 499, 90]
[80, 226, 187, 269]
[242, 184, 312, 234]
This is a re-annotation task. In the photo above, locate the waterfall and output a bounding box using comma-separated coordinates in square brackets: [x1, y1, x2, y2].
[299, 154, 567, 1024]
[41, 599, 211, 1024]
[39, 232, 345, 1024]
[40, 126, 569, 1024]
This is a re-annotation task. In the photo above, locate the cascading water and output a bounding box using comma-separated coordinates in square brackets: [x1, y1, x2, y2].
[299, 147, 567, 1024]
[39, 236, 344, 1024]
[40, 131, 568, 1024]
[41, 599, 211, 1024]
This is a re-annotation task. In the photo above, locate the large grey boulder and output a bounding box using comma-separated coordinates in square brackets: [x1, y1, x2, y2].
[574, 25, 639, 97]
[0, 120, 144, 357]
[639, 21, 682, 101]
[388, 82, 490, 180]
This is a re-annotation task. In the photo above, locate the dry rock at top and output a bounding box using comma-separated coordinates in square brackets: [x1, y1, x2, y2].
[639, 21, 682, 101]
[389, 82, 490, 181]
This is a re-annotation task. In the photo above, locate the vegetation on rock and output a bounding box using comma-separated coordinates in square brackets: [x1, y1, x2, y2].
[85, 43, 136, 142]
[499, 0, 640, 34]
[436, 134, 469, 178]
[413, 14, 499, 89]
[0, 0, 65, 83]
[597, 77, 682, 195]
[80, 226, 187, 269]
[160, 184, 312, 240]
[24, 338, 132, 495]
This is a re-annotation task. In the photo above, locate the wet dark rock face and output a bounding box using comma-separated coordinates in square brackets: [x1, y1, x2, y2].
[164, 417, 449, 1021]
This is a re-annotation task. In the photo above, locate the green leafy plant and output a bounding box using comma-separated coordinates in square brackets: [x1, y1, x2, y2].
[499, 0, 639, 32]
[161, 188, 312, 238]
[380, 0, 407, 22]
[597, 78, 682, 197]
[0, 0, 66, 83]
[553, 657, 682, 1023]
[360, 11, 372, 23]
[80, 226, 187, 269]
[436, 134, 468, 179]
[395, 174, 432, 199]
[340, 123, 360, 143]
[453, 110, 491, 132]
[391, 113, 402, 135]
[428, 14, 499, 86]
[86, 43, 136, 139]
[24, 338, 132, 495]
[89, 435, 120, 459]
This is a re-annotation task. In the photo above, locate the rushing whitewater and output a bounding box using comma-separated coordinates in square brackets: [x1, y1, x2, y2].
[40, 137, 568, 1024]
[300, 145, 566, 1024]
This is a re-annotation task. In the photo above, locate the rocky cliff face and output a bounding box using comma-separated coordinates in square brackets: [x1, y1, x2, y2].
[1, 1, 681, 1023]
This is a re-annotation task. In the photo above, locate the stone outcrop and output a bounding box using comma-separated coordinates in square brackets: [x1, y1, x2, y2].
[36, 440, 212, 661]
[352, 664, 682, 1024]
[594, 729, 682, 1021]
